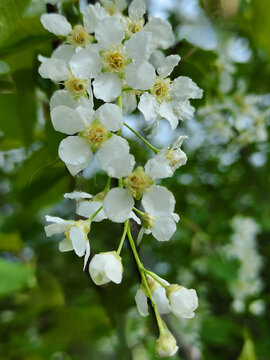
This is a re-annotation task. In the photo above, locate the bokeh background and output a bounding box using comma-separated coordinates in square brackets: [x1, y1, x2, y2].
[0, 0, 270, 359]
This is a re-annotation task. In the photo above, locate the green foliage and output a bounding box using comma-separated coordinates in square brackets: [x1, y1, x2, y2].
[0, 0, 32, 46]
[0, 258, 35, 296]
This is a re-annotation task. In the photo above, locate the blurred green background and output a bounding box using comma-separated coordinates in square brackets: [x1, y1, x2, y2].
[0, 0, 269, 359]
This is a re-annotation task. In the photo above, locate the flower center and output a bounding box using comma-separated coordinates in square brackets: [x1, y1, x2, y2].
[123, 166, 154, 200]
[84, 127, 105, 147]
[126, 18, 145, 36]
[65, 76, 88, 97]
[81, 119, 111, 151]
[101, 46, 128, 73]
[151, 77, 171, 103]
[70, 25, 90, 48]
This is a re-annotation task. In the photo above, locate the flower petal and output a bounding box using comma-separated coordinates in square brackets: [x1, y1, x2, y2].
[172, 76, 203, 101]
[142, 185, 175, 217]
[98, 135, 135, 178]
[158, 101, 179, 130]
[125, 31, 153, 61]
[145, 152, 173, 179]
[157, 54, 181, 79]
[152, 217, 177, 242]
[38, 58, 69, 82]
[153, 287, 171, 314]
[138, 92, 158, 122]
[70, 48, 101, 79]
[69, 226, 86, 257]
[125, 61, 156, 90]
[41, 14, 72, 36]
[144, 18, 174, 49]
[128, 0, 146, 20]
[96, 103, 123, 132]
[59, 136, 93, 166]
[77, 201, 107, 222]
[104, 253, 123, 284]
[95, 18, 124, 49]
[135, 288, 149, 316]
[83, 241, 91, 271]
[50, 90, 77, 111]
[93, 73, 121, 102]
[64, 191, 93, 200]
[52, 44, 75, 67]
[83, 3, 108, 33]
[51, 106, 87, 135]
[103, 188, 134, 223]
[59, 238, 73, 252]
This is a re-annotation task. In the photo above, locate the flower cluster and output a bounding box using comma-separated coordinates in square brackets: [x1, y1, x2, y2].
[222, 216, 264, 314]
[40, 0, 202, 356]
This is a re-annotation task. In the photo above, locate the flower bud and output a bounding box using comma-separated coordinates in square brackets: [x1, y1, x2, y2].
[156, 329, 179, 358]
[89, 251, 123, 285]
[166, 284, 198, 319]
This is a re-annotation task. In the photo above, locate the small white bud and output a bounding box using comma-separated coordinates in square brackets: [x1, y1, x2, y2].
[89, 251, 123, 285]
[167, 284, 198, 319]
[156, 329, 179, 358]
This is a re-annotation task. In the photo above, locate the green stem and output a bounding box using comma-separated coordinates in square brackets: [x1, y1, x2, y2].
[117, 93, 123, 111]
[126, 222, 164, 333]
[143, 269, 169, 289]
[74, 2, 83, 24]
[88, 205, 103, 222]
[118, 178, 123, 189]
[133, 207, 145, 217]
[117, 220, 129, 255]
[123, 122, 160, 154]
[104, 177, 111, 192]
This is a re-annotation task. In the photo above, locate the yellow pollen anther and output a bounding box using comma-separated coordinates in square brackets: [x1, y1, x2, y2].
[70, 25, 90, 48]
[151, 77, 172, 103]
[65, 76, 88, 97]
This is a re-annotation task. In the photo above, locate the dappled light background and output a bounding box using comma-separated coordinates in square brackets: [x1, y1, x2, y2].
[0, 0, 270, 359]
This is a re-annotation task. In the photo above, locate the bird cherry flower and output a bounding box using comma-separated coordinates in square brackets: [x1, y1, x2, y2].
[89, 251, 123, 285]
[135, 275, 170, 317]
[44, 216, 91, 270]
[145, 135, 188, 179]
[156, 326, 179, 358]
[166, 284, 199, 319]
[138, 54, 203, 130]
[137, 185, 180, 242]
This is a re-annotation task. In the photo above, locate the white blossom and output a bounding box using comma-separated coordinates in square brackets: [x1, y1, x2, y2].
[145, 135, 188, 179]
[44, 216, 91, 270]
[89, 251, 123, 285]
[167, 285, 199, 319]
[156, 330, 179, 358]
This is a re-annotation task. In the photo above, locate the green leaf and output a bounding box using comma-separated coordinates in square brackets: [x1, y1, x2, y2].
[0, 0, 32, 47]
[0, 69, 37, 146]
[0, 232, 24, 252]
[238, 337, 257, 360]
[0, 258, 35, 297]
[252, 0, 270, 58]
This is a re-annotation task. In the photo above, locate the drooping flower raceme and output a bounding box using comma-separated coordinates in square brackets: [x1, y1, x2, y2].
[41, 0, 202, 357]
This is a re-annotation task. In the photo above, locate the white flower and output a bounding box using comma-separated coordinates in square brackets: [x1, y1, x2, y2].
[89, 251, 123, 285]
[139, 186, 179, 242]
[41, 12, 95, 47]
[98, 135, 135, 179]
[53, 102, 124, 176]
[70, 18, 155, 101]
[167, 285, 198, 319]
[103, 187, 135, 223]
[44, 216, 91, 270]
[39, 44, 99, 99]
[156, 330, 179, 358]
[135, 276, 170, 317]
[145, 136, 188, 179]
[138, 54, 202, 129]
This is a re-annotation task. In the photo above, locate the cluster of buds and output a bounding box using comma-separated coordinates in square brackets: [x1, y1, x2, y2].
[40, 0, 202, 357]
